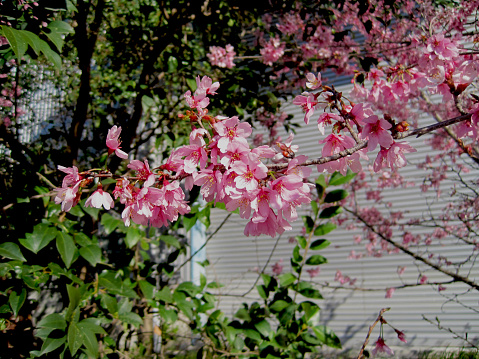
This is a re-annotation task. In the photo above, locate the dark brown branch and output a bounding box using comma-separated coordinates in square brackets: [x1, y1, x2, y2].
[68, 0, 106, 164]
[267, 111, 473, 171]
[346, 208, 479, 291]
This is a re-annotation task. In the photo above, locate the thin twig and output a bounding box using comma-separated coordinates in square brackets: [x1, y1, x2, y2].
[356, 308, 390, 359]
[173, 212, 232, 276]
[345, 208, 479, 291]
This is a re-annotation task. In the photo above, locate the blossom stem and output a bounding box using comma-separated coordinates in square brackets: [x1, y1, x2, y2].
[356, 308, 390, 359]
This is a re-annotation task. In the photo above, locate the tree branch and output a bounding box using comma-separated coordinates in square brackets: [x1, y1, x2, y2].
[345, 208, 479, 291]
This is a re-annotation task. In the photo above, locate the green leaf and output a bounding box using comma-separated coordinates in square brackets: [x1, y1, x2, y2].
[278, 273, 296, 287]
[292, 245, 302, 263]
[299, 288, 323, 299]
[80, 328, 99, 358]
[302, 332, 324, 345]
[310, 239, 331, 251]
[269, 300, 290, 312]
[81, 200, 100, 220]
[99, 272, 138, 298]
[313, 223, 336, 236]
[139, 280, 155, 300]
[302, 215, 315, 233]
[329, 170, 357, 186]
[100, 294, 118, 315]
[9, 288, 26, 317]
[296, 236, 307, 249]
[159, 307, 177, 323]
[141, 95, 155, 111]
[176, 282, 201, 296]
[300, 301, 320, 322]
[186, 77, 197, 91]
[65, 285, 81, 319]
[324, 189, 349, 203]
[73, 233, 91, 247]
[37, 313, 67, 331]
[155, 287, 173, 303]
[311, 200, 319, 217]
[199, 206, 211, 228]
[305, 255, 328, 265]
[319, 205, 343, 219]
[167, 56, 178, 72]
[19, 30, 44, 55]
[160, 235, 181, 249]
[56, 232, 78, 268]
[100, 213, 121, 234]
[0, 242, 26, 261]
[125, 226, 141, 248]
[119, 311, 143, 327]
[1, 26, 28, 62]
[182, 213, 198, 232]
[244, 328, 262, 341]
[256, 285, 268, 300]
[313, 325, 342, 349]
[47, 20, 75, 34]
[68, 321, 82, 356]
[254, 320, 272, 337]
[40, 336, 66, 355]
[77, 319, 107, 335]
[45, 20, 74, 52]
[79, 245, 101, 267]
[234, 307, 251, 321]
[315, 174, 327, 198]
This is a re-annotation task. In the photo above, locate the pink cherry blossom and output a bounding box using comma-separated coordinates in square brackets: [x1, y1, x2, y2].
[58, 165, 82, 188]
[106, 125, 129, 159]
[214, 116, 252, 153]
[183, 90, 209, 112]
[316, 134, 357, 175]
[195, 75, 220, 95]
[269, 175, 303, 210]
[385, 287, 396, 298]
[176, 144, 208, 174]
[372, 337, 394, 356]
[85, 185, 114, 210]
[207, 45, 236, 68]
[285, 155, 312, 178]
[306, 267, 320, 278]
[54, 181, 81, 212]
[271, 259, 284, 275]
[373, 141, 417, 172]
[232, 153, 267, 191]
[128, 159, 156, 187]
[260, 36, 285, 65]
[305, 72, 322, 89]
[361, 115, 393, 151]
[113, 178, 133, 204]
[395, 329, 407, 343]
[193, 165, 223, 203]
[293, 92, 318, 125]
[426, 33, 459, 61]
[317, 113, 342, 135]
[225, 190, 256, 219]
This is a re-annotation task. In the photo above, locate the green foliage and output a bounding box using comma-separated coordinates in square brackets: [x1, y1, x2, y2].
[0, 170, 354, 357]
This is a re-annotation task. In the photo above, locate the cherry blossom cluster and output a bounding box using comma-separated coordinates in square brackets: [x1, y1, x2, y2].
[55, 76, 314, 237]
[292, 72, 418, 176]
[206, 45, 236, 69]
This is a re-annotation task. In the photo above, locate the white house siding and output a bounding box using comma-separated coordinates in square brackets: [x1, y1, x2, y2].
[202, 73, 479, 355]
